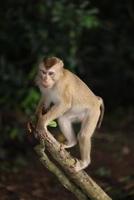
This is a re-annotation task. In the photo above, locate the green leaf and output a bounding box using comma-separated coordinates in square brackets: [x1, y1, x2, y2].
[48, 120, 57, 127]
[21, 88, 39, 108]
[81, 15, 99, 28]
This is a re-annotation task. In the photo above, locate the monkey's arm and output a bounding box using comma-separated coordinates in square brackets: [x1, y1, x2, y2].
[37, 101, 71, 131]
[36, 85, 72, 130]
[47, 102, 70, 121]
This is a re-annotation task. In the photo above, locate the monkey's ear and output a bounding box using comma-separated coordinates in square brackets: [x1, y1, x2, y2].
[51, 57, 64, 68]
[59, 59, 64, 68]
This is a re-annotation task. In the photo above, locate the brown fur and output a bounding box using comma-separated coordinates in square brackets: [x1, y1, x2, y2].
[43, 57, 61, 69]
[35, 57, 104, 172]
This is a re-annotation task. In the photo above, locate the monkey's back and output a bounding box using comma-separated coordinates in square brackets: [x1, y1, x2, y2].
[63, 69, 98, 108]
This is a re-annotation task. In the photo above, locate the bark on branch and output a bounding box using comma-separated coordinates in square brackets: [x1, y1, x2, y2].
[28, 122, 112, 200]
[35, 140, 88, 200]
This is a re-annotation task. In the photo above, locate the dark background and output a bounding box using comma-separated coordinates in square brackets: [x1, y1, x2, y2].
[0, 0, 134, 199]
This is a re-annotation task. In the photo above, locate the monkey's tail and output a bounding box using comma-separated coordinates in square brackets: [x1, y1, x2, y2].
[97, 97, 104, 129]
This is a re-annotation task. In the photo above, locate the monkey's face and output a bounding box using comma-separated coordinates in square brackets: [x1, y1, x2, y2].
[38, 67, 56, 89]
[36, 58, 64, 89]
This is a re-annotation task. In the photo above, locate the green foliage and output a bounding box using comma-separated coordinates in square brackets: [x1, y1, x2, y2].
[21, 88, 40, 115]
[1, 0, 134, 150]
[0, 0, 98, 145]
[79, 0, 134, 110]
[48, 121, 57, 128]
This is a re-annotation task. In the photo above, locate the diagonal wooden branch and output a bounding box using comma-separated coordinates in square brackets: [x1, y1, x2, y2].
[28, 122, 112, 200]
[34, 140, 88, 200]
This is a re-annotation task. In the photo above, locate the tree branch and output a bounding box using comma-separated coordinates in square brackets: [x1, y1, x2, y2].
[28, 122, 112, 200]
[34, 140, 88, 200]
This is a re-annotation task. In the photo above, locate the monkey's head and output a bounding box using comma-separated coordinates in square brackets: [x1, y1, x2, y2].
[36, 57, 64, 89]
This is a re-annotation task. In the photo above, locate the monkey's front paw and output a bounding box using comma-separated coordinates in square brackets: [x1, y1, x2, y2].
[35, 127, 46, 140]
[35, 131, 45, 140]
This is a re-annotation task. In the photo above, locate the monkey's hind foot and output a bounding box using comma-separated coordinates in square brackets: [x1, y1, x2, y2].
[62, 140, 77, 149]
[73, 159, 91, 173]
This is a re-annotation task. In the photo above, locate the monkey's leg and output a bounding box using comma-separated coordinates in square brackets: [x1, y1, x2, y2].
[58, 116, 77, 148]
[75, 109, 100, 172]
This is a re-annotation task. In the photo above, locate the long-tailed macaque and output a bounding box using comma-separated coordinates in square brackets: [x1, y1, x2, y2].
[35, 57, 104, 172]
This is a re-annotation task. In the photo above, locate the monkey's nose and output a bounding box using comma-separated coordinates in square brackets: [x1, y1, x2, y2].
[43, 80, 48, 84]
[42, 81, 49, 88]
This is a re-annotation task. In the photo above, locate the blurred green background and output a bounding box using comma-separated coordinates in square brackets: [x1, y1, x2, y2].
[0, 0, 134, 199]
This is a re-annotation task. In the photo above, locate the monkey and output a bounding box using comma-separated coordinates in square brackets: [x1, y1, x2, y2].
[35, 56, 104, 172]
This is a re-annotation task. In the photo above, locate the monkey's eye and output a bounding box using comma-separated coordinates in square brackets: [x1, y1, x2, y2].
[48, 71, 54, 76]
[40, 70, 46, 75]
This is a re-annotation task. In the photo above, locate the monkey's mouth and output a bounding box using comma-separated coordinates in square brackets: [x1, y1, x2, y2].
[42, 82, 51, 88]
